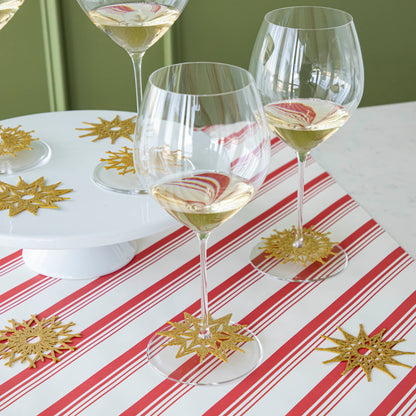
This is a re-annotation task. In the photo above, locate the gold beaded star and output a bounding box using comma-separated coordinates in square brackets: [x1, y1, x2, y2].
[0, 125, 38, 156]
[100, 146, 135, 175]
[260, 225, 338, 266]
[158, 313, 253, 363]
[316, 325, 414, 381]
[0, 315, 81, 368]
[0, 176, 73, 216]
[77, 115, 135, 144]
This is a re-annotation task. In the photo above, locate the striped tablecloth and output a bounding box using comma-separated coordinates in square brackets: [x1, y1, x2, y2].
[0, 135, 415, 416]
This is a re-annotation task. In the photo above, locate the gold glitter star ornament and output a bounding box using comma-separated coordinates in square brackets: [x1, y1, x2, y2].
[317, 325, 414, 381]
[158, 313, 253, 363]
[260, 225, 338, 266]
[0, 176, 73, 216]
[77, 115, 135, 144]
[0, 315, 81, 368]
[100, 146, 135, 175]
[0, 125, 38, 156]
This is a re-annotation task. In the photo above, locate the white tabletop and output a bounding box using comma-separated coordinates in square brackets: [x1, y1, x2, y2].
[0, 110, 174, 249]
[314, 101, 416, 259]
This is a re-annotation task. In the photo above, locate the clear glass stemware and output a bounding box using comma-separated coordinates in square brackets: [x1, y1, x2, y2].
[76, 0, 188, 194]
[249, 6, 364, 282]
[0, 0, 51, 175]
[134, 62, 271, 385]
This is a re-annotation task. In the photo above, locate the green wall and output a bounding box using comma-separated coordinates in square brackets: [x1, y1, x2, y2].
[1, 0, 415, 120]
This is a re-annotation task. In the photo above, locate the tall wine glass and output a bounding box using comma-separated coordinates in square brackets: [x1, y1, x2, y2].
[0, 0, 22, 29]
[134, 62, 271, 385]
[76, 0, 188, 194]
[249, 6, 364, 282]
[0, 0, 51, 175]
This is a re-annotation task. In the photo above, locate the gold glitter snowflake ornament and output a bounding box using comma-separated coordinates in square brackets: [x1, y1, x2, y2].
[158, 313, 253, 363]
[317, 325, 414, 381]
[77, 115, 135, 144]
[0, 315, 81, 368]
[101, 146, 135, 175]
[260, 225, 338, 266]
[0, 125, 38, 156]
[0, 176, 73, 216]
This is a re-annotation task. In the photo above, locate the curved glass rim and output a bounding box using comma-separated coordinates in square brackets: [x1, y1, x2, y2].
[265, 6, 354, 30]
[147, 61, 257, 97]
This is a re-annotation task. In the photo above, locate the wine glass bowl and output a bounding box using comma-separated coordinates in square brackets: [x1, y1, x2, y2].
[76, 0, 188, 194]
[249, 6, 364, 281]
[88, 2, 181, 55]
[0, 0, 23, 30]
[134, 62, 270, 385]
[0, 0, 52, 175]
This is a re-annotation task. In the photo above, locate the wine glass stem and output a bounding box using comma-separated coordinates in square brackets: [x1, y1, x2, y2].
[129, 52, 145, 114]
[294, 152, 308, 248]
[198, 232, 211, 339]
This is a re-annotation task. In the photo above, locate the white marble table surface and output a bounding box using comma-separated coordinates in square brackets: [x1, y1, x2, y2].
[314, 101, 416, 259]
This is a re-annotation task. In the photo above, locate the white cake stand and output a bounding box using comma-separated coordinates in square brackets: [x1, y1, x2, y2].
[0, 110, 175, 279]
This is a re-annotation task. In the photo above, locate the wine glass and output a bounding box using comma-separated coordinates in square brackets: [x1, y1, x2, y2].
[0, 0, 51, 175]
[134, 62, 271, 385]
[0, 0, 22, 29]
[249, 6, 364, 282]
[76, 0, 188, 194]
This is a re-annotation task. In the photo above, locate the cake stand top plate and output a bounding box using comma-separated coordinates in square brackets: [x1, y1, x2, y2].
[0, 110, 175, 249]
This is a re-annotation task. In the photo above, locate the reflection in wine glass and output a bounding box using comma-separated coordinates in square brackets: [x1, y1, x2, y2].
[249, 6, 364, 282]
[0, 0, 22, 29]
[76, 0, 188, 194]
[0, 0, 51, 175]
[134, 62, 271, 385]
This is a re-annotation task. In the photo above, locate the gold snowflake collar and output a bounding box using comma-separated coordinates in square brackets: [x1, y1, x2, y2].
[0, 125, 39, 157]
[101, 146, 135, 175]
[0, 315, 81, 368]
[260, 225, 338, 266]
[317, 324, 414, 381]
[77, 115, 135, 144]
[0, 176, 73, 216]
[158, 313, 253, 363]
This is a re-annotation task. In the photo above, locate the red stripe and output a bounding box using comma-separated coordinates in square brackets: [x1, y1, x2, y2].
[372, 369, 416, 415]
[373, 369, 416, 415]
[203, 248, 408, 416]
[37, 192, 360, 415]
[0, 274, 58, 313]
[103, 221, 381, 416]
[288, 289, 416, 416]
[0, 159, 321, 409]
[0, 152, 292, 318]
[0, 249, 22, 268]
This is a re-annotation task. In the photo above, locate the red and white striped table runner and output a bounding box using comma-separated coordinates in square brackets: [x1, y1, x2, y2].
[0, 136, 415, 416]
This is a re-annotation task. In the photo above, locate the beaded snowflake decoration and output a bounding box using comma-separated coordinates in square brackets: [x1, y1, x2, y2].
[0, 315, 81, 368]
[317, 325, 414, 381]
[100, 146, 135, 175]
[77, 115, 135, 144]
[0, 176, 73, 216]
[260, 225, 338, 266]
[158, 313, 253, 363]
[0, 125, 38, 157]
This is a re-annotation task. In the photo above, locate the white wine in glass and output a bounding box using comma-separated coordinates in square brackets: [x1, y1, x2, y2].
[0, 0, 52, 175]
[76, 0, 188, 194]
[0, 0, 23, 30]
[249, 7, 364, 282]
[135, 62, 271, 385]
[88, 3, 180, 54]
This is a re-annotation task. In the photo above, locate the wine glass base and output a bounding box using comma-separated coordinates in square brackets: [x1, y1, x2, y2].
[0, 141, 51, 175]
[147, 322, 263, 386]
[249, 242, 348, 282]
[92, 162, 146, 195]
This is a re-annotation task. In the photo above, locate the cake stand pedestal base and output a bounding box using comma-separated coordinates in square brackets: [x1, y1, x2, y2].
[22, 241, 137, 280]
